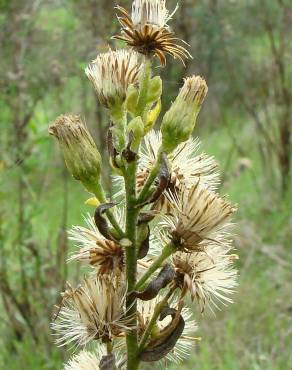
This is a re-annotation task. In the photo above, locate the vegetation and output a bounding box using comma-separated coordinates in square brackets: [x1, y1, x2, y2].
[0, 0, 291, 369]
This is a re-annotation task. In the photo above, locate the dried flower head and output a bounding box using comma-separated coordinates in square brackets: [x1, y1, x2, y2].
[113, 131, 219, 208]
[161, 76, 208, 153]
[85, 49, 140, 108]
[113, 0, 191, 66]
[160, 182, 236, 252]
[68, 214, 124, 275]
[49, 115, 101, 190]
[64, 347, 125, 370]
[52, 276, 130, 347]
[173, 243, 238, 312]
[138, 296, 198, 363]
[140, 130, 219, 191]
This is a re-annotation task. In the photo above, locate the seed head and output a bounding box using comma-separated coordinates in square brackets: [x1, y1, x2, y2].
[64, 347, 125, 370]
[173, 243, 238, 312]
[160, 182, 236, 252]
[140, 131, 220, 206]
[52, 276, 130, 347]
[113, 131, 219, 208]
[68, 213, 124, 275]
[113, 0, 191, 66]
[64, 349, 102, 370]
[85, 49, 140, 108]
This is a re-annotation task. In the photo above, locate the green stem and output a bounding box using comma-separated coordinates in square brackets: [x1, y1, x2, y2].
[136, 149, 163, 204]
[110, 105, 127, 151]
[106, 342, 118, 370]
[138, 285, 177, 351]
[89, 182, 124, 238]
[124, 161, 139, 370]
[106, 341, 113, 354]
[135, 242, 176, 291]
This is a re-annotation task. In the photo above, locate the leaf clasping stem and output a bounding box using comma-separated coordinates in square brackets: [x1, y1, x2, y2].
[135, 242, 176, 291]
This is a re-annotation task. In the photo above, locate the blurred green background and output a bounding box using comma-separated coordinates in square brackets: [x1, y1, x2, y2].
[0, 0, 291, 369]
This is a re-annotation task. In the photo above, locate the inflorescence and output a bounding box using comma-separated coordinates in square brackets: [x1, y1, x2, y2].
[49, 1, 238, 369]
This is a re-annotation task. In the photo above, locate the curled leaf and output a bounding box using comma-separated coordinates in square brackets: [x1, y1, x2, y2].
[99, 353, 116, 370]
[139, 307, 185, 362]
[151, 306, 182, 347]
[137, 211, 157, 225]
[94, 203, 117, 241]
[137, 226, 150, 259]
[131, 264, 175, 301]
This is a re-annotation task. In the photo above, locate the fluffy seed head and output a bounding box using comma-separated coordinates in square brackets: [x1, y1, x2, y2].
[64, 347, 125, 370]
[173, 243, 238, 312]
[52, 276, 130, 347]
[160, 182, 236, 252]
[64, 349, 102, 370]
[113, 1, 191, 66]
[140, 130, 219, 194]
[68, 213, 124, 275]
[85, 49, 140, 108]
[132, 0, 172, 27]
[113, 131, 219, 208]
[49, 115, 101, 189]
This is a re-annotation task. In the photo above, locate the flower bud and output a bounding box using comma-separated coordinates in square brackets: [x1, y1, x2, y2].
[126, 84, 139, 115]
[161, 76, 208, 153]
[49, 115, 101, 192]
[147, 76, 162, 104]
[144, 99, 161, 134]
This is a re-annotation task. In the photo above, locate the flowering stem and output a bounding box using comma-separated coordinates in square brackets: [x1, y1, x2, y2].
[124, 160, 140, 370]
[122, 58, 155, 370]
[138, 285, 177, 352]
[136, 149, 163, 204]
[106, 342, 118, 370]
[110, 106, 127, 151]
[89, 182, 124, 238]
[107, 341, 115, 354]
[135, 242, 176, 291]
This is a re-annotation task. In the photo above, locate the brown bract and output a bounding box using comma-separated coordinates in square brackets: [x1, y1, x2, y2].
[113, 5, 191, 66]
[87, 239, 124, 275]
